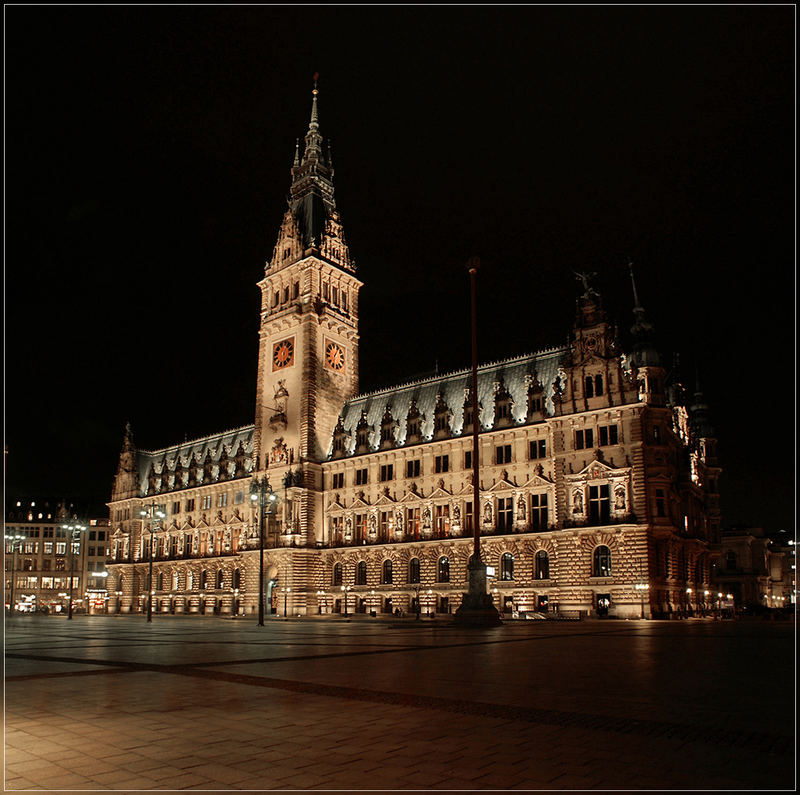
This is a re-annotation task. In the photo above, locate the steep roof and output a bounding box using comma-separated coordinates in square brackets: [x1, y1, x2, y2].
[329, 347, 568, 458]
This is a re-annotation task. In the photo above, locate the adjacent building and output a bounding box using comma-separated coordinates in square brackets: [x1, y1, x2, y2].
[106, 84, 723, 620]
[4, 500, 111, 614]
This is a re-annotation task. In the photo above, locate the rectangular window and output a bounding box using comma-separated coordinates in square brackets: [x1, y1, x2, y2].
[379, 511, 390, 541]
[588, 485, 611, 525]
[465, 501, 473, 532]
[217, 493, 228, 508]
[88, 547, 96, 557]
[530, 493, 549, 530]
[529, 439, 547, 459]
[495, 444, 512, 465]
[406, 507, 420, 539]
[55, 542, 66, 555]
[41, 576, 54, 590]
[406, 459, 421, 478]
[379, 464, 393, 482]
[186, 498, 196, 512]
[172, 501, 180, 514]
[323, 283, 330, 301]
[599, 425, 619, 447]
[293, 281, 299, 299]
[202, 495, 212, 510]
[355, 513, 367, 543]
[332, 286, 339, 305]
[234, 490, 244, 505]
[355, 468, 368, 486]
[575, 429, 594, 450]
[341, 291, 348, 312]
[435, 504, 450, 538]
[42, 559, 51, 571]
[435, 455, 449, 473]
[497, 497, 514, 531]
[89, 530, 97, 541]
[655, 488, 667, 518]
[464, 450, 472, 470]
[43, 542, 53, 554]
[332, 472, 344, 489]
[98, 531, 106, 541]
[55, 559, 66, 570]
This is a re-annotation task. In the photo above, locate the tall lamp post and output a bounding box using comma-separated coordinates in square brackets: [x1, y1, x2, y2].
[341, 584, 351, 617]
[455, 257, 501, 626]
[283, 586, 291, 618]
[65, 523, 87, 620]
[250, 475, 277, 626]
[5, 533, 25, 613]
[140, 504, 165, 623]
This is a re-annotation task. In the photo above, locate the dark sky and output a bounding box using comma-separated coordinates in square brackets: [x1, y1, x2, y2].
[5, 6, 794, 529]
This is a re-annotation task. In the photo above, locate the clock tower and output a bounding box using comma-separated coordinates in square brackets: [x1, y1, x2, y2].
[253, 79, 362, 547]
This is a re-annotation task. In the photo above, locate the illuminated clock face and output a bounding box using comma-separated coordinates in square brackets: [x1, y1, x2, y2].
[272, 339, 294, 370]
[325, 341, 345, 371]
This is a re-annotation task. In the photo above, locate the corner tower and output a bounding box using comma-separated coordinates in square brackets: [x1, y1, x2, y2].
[254, 79, 362, 546]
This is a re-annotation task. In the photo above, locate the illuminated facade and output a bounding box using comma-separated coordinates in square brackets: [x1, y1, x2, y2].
[106, 86, 722, 620]
[4, 500, 110, 614]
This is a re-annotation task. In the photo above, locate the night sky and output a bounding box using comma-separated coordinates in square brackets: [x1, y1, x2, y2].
[6, 7, 794, 530]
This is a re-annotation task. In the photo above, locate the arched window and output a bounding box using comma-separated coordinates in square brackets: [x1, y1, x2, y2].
[534, 550, 549, 580]
[200, 569, 208, 590]
[585, 375, 594, 398]
[233, 568, 241, 589]
[216, 569, 224, 589]
[172, 571, 180, 591]
[438, 556, 450, 583]
[408, 557, 420, 584]
[187, 570, 194, 590]
[382, 559, 393, 584]
[356, 560, 367, 585]
[156, 572, 164, 591]
[595, 374, 603, 396]
[501, 553, 514, 581]
[332, 562, 343, 586]
[593, 545, 612, 577]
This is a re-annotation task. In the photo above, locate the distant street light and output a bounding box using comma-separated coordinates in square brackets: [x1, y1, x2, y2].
[64, 523, 87, 620]
[5, 534, 25, 613]
[140, 504, 165, 623]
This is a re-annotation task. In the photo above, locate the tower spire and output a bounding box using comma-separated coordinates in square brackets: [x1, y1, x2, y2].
[628, 261, 660, 367]
[302, 73, 323, 164]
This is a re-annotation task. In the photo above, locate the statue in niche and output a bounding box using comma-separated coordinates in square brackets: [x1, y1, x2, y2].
[345, 515, 353, 540]
[238, 527, 246, 547]
[614, 485, 626, 510]
[422, 508, 431, 529]
[395, 511, 404, 533]
[452, 505, 461, 521]
[517, 498, 526, 521]
[192, 533, 199, 554]
[573, 489, 584, 514]
[369, 514, 377, 536]
[273, 379, 289, 410]
[483, 502, 493, 524]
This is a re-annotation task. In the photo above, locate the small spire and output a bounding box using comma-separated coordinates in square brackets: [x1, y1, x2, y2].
[629, 261, 643, 313]
[293, 138, 300, 166]
[309, 72, 320, 132]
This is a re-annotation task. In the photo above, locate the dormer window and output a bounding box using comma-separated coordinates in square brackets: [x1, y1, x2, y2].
[586, 374, 604, 398]
[433, 393, 451, 439]
[332, 417, 347, 459]
[493, 380, 513, 428]
[283, 247, 291, 260]
[406, 399, 422, 443]
[380, 406, 396, 450]
[355, 411, 371, 454]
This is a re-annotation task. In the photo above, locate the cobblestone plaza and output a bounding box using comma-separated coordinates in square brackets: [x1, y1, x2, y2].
[4, 615, 795, 791]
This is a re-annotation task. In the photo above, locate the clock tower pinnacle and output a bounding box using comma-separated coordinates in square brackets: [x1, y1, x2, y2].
[253, 78, 362, 547]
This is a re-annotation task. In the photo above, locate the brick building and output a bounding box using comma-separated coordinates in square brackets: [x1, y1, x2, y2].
[106, 84, 721, 620]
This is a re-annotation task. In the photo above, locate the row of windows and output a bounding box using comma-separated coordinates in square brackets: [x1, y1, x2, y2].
[148, 568, 243, 591]
[575, 424, 619, 450]
[329, 441, 550, 488]
[321, 282, 349, 311]
[271, 280, 301, 306]
[5, 526, 76, 539]
[116, 492, 248, 523]
[10, 575, 78, 590]
[331, 546, 613, 586]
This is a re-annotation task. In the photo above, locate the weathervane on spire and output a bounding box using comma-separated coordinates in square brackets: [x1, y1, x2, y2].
[313, 72, 319, 94]
[574, 270, 599, 299]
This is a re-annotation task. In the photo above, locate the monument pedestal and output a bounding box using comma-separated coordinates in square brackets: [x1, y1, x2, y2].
[454, 554, 502, 627]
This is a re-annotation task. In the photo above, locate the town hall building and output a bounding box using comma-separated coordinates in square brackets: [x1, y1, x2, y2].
[106, 84, 722, 620]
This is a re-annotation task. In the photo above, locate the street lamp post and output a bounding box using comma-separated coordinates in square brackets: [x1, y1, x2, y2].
[283, 586, 291, 618]
[341, 584, 351, 617]
[5, 534, 25, 613]
[140, 504, 165, 623]
[250, 476, 277, 626]
[65, 523, 87, 620]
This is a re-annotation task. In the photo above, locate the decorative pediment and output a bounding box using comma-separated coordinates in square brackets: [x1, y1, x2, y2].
[428, 483, 452, 500]
[350, 492, 370, 508]
[487, 473, 515, 492]
[520, 466, 554, 488]
[568, 458, 628, 481]
[400, 489, 422, 504]
[374, 490, 396, 506]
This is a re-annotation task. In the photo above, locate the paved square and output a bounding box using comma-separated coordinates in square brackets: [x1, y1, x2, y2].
[4, 615, 795, 791]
